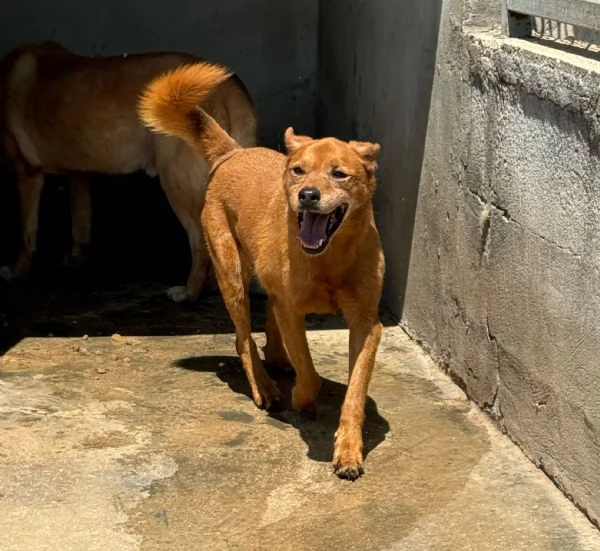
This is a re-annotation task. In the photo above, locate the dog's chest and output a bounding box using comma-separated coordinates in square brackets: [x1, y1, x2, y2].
[297, 285, 339, 314]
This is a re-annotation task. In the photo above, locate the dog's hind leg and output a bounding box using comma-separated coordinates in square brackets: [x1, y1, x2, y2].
[156, 140, 210, 302]
[203, 208, 281, 410]
[263, 296, 292, 371]
[64, 173, 91, 268]
[271, 303, 322, 416]
[333, 288, 383, 480]
[0, 165, 44, 281]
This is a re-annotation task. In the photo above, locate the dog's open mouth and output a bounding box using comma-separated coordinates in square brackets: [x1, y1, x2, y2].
[297, 204, 348, 254]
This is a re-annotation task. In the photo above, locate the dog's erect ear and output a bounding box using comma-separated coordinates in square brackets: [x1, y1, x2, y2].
[349, 140, 381, 174]
[284, 127, 314, 154]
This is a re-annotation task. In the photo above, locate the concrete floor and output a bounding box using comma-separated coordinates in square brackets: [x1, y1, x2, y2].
[1, 279, 600, 550]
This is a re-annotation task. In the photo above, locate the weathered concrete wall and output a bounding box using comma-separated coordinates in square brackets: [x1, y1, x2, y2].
[0, 0, 318, 146]
[402, 0, 600, 527]
[318, 0, 443, 314]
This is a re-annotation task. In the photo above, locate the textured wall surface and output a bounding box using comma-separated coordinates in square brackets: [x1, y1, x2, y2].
[318, 0, 443, 314]
[402, 0, 600, 527]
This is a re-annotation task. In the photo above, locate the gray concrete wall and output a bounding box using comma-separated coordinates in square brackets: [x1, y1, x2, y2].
[318, 0, 443, 315]
[402, 0, 600, 527]
[1, 0, 319, 147]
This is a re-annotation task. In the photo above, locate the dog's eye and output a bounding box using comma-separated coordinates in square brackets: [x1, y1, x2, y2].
[331, 169, 349, 179]
[292, 166, 305, 176]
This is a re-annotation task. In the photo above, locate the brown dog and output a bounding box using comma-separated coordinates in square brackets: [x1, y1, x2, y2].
[0, 42, 257, 301]
[139, 64, 384, 479]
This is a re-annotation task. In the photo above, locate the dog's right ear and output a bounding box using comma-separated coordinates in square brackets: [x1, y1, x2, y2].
[284, 127, 313, 154]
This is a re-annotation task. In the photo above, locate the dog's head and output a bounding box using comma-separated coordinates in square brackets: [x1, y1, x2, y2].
[283, 127, 380, 255]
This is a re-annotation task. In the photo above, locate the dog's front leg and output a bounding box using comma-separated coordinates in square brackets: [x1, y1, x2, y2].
[65, 173, 92, 267]
[334, 306, 382, 480]
[1, 167, 44, 281]
[203, 214, 281, 409]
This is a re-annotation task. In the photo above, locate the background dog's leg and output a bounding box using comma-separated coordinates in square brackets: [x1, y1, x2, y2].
[157, 144, 210, 302]
[263, 296, 292, 371]
[272, 305, 321, 416]
[334, 295, 383, 480]
[204, 214, 280, 409]
[64, 173, 91, 267]
[1, 167, 44, 281]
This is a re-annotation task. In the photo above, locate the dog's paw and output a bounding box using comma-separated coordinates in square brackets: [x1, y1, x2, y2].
[333, 428, 365, 481]
[166, 286, 190, 303]
[0, 266, 14, 282]
[251, 376, 282, 411]
[291, 379, 321, 416]
[63, 253, 85, 268]
[333, 459, 364, 481]
[63, 244, 89, 269]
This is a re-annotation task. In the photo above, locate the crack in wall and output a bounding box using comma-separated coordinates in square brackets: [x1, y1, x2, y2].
[479, 202, 492, 261]
[463, 186, 597, 268]
[483, 317, 503, 426]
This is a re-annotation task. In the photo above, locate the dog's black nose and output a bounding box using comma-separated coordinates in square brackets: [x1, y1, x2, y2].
[298, 187, 321, 207]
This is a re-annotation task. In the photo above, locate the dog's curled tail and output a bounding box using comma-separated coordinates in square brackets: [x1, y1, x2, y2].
[138, 62, 239, 165]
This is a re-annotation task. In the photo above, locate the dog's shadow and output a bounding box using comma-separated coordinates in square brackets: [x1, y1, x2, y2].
[176, 355, 390, 463]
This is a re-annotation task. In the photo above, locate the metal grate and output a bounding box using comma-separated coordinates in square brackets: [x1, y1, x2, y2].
[504, 0, 600, 38]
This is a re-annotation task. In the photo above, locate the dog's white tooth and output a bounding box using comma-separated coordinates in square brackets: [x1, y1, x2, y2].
[318, 238, 324, 247]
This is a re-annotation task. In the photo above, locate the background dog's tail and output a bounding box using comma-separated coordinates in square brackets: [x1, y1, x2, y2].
[138, 62, 240, 165]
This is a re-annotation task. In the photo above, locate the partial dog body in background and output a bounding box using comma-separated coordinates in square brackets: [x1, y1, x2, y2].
[0, 42, 257, 301]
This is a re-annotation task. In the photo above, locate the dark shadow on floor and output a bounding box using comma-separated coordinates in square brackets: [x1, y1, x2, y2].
[176, 354, 390, 463]
[0, 266, 396, 355]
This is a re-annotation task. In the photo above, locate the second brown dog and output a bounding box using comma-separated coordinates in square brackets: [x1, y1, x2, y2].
[0, 42, 257, 301]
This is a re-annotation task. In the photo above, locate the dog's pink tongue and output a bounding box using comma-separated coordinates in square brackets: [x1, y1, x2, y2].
[298, 211, 329, 247]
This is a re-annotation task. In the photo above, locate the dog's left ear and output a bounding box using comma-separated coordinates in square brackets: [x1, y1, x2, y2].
[349, 141, 381, 174]
[284, 127, 314, 154]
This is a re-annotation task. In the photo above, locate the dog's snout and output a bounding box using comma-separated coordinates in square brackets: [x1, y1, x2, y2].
[298, 187, 321, 207]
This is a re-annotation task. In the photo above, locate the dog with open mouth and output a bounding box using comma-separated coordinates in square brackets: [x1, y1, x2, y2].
[139, 63, 385, 480]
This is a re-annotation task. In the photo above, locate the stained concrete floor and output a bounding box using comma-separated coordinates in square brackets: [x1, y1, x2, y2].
[1, 275, 600, 550]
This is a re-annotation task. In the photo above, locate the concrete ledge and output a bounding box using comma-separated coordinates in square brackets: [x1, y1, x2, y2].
[468, 30, 600, 155]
